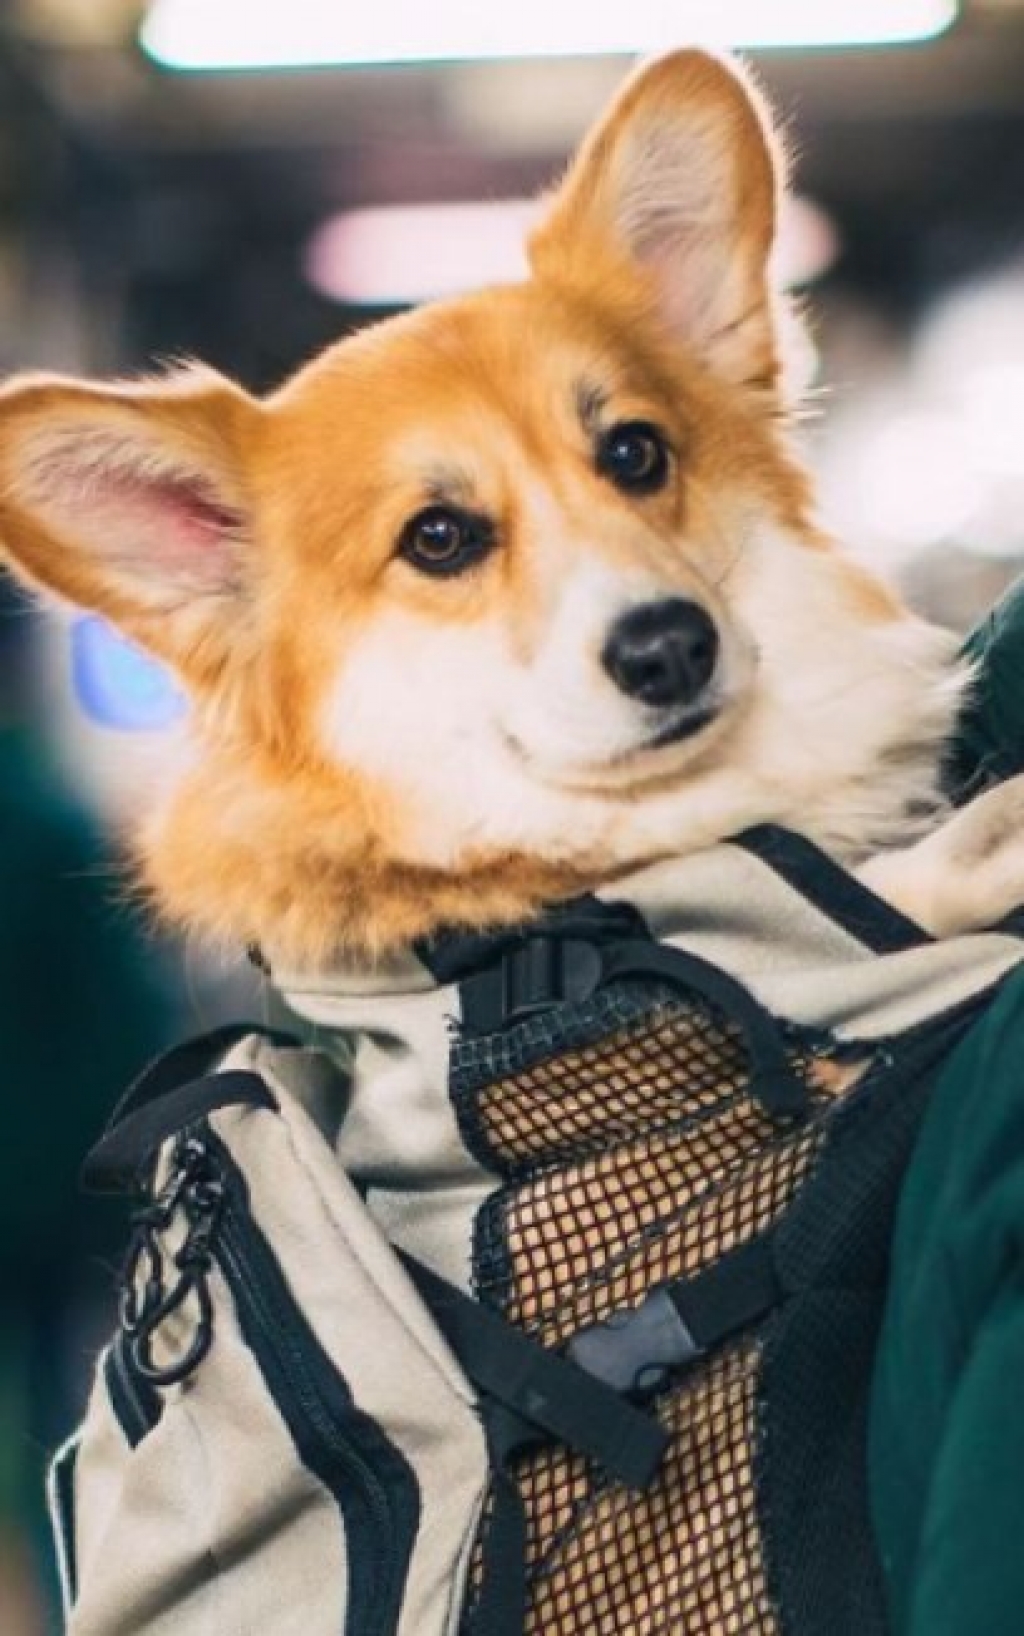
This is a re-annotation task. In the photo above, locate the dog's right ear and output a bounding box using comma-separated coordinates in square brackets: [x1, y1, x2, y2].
[529, 50, 785, 395]
[0, 366, 261, 691]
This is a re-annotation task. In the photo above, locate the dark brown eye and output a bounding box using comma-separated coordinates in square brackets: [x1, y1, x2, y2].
[397, 506, 494, 577]
[597, 421, 671, 495]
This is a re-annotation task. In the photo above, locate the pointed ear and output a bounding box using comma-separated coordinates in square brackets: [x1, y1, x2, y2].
[0, 367, 261, 690]
[529, 50, 785, 392]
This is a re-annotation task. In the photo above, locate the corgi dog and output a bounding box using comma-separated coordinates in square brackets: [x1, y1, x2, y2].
[1, 49, 1022, 972]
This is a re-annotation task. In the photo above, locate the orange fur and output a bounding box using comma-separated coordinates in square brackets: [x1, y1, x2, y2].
[0, 51, 965, 969]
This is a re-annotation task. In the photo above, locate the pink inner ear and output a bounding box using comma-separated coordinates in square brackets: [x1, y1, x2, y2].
[94, 468, 244, 591]
[143, 475, 242, 550]
[14, 416, 249, 611]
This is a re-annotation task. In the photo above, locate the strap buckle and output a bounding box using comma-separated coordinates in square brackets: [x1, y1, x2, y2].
[458, 934, 607, 1032]
[416, 894, 650, 1033]
[568, 1236, 783, 1399]
[567, 1289, 701, 1398]
[500, 936, 605, 1025]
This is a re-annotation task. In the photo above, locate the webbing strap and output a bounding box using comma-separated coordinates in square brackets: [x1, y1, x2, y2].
[468, 1466, 528, 1636]
[81, 1025, 293, 1193]
[675, 1233, 782, 1349]
[405, 1255, 669, 1636]
[82, 1072, 277, 1193]
[402, 1256, 668, 1489]
[568, 1235, 782, 1396]
[598, 941, 808, 1118]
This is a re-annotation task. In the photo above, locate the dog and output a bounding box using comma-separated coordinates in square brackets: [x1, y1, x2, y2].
[1, 49, 1022, 973]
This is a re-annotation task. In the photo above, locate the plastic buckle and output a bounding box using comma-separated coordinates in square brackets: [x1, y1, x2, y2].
[567, 1288, 702, 1397]
[500, 936, 605, 1026]
[501, 937, 560, 1022]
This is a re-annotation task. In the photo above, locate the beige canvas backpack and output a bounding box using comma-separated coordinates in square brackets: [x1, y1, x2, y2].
[49, 827, 1024, 1635]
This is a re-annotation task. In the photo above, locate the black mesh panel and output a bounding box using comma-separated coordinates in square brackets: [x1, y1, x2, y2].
[456, 984, 868, 1635]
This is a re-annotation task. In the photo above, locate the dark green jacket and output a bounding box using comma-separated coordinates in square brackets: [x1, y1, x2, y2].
[870, 578, 1024, 1635]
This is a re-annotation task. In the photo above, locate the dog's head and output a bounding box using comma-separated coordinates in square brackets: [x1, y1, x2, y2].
[0, 51, 957, 966]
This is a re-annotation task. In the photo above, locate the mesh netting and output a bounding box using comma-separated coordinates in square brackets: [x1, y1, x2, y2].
[461, 987, 866, 1635]
[519, 1342, 771, 1635]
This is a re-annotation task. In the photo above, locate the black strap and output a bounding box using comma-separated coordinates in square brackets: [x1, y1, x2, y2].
[402, 1256, 668, 1490]
[468, 1466, 529, 1636]
[597, 940, 808, 1119]
[676, 1233, 782, 1348]
[82, 1024, 293, 1193]
[470, 1400, 562, 1635]
[406, 1254, 668, 1636]
[112, 1024, 277, 1123]
[83, 1071, 277, 1193]
[732, 825, 932, 953]
[568, 1235, 782, 1396]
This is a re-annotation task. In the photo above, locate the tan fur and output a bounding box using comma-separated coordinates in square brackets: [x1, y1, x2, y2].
[0, 50, 1019, 970]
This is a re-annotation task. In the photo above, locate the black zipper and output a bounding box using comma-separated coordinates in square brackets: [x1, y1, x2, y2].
[198, 1127, 421, 1636]
[110, 1120, 421, 1636]
[104, 1330, 163, 1447]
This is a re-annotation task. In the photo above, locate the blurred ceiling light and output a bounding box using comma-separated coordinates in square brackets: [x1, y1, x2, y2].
[306, 201, 536, 305]
[306, 193, 836, 306]
[141, 0, 959, 72]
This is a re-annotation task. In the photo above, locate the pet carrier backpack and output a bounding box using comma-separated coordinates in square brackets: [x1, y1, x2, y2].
[49, 825, 1024, 1636]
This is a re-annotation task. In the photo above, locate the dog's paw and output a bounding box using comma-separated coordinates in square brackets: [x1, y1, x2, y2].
[858, 774, 1024, 937]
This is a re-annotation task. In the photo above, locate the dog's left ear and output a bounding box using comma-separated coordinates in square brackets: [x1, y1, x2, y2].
[0, 366, 261, 692]
[529, 50, 785, 393]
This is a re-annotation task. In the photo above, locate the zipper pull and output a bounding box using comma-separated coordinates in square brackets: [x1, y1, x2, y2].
[119, 1144, 199, 1334]
[122, 1130, 225, 1389]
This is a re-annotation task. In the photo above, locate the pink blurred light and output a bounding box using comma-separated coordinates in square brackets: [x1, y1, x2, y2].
[305, 194, 837, 306]
[306, 200, 538, 305]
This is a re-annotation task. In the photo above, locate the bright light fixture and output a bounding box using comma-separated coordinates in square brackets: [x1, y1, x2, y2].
[141, 0, 959, 72]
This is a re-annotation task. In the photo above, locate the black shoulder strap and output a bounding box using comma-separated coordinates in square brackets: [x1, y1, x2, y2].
[82, 1024, 292, 1193]
[732, 825, 933, 952]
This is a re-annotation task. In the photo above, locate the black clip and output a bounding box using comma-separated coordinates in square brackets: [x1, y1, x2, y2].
[416, 894, 650, 1034]
[457, 935, 607, 1032]
[501, 937, 605, 1025]
[567, 1289, 701, 1398]
[120, 1134, 224, 1389]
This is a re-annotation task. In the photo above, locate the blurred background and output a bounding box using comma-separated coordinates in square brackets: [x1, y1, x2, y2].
[0, 1, 1023, 1629]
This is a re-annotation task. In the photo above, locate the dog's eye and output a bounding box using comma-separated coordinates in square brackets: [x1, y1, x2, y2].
[397, 506, 494, 577]
[597, 421, 671, 495]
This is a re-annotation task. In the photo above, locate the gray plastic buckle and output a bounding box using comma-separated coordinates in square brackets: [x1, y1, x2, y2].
[567, 1288, 701, 1397]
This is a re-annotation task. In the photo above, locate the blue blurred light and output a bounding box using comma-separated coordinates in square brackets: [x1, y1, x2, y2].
[71, 616, 187, 730]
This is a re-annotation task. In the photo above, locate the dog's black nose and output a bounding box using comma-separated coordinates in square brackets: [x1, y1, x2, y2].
[602, 598, 719, 708]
